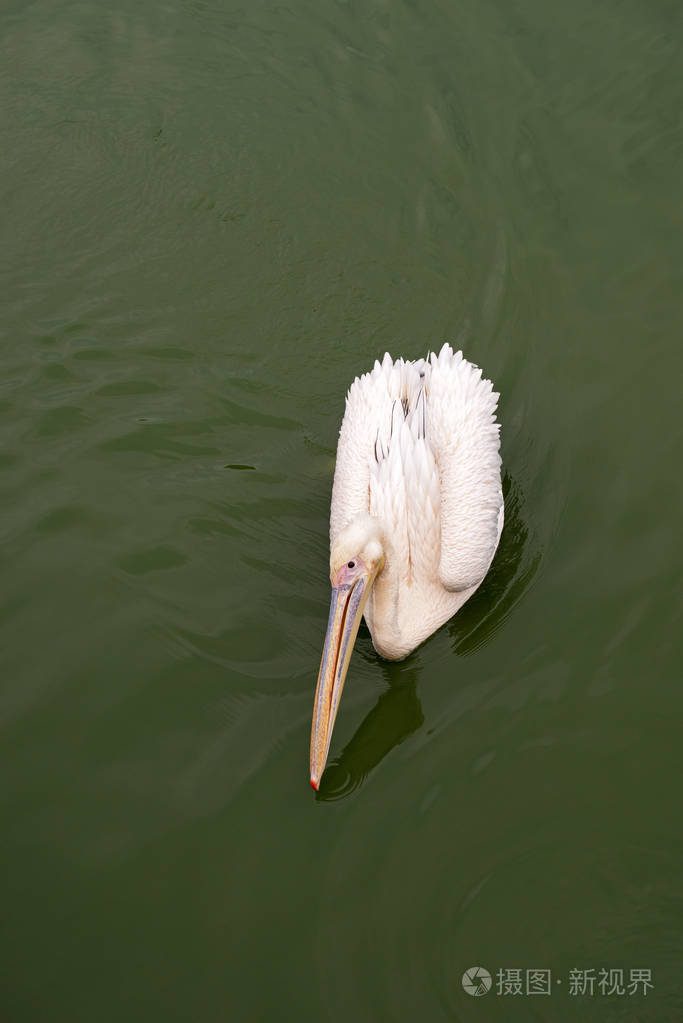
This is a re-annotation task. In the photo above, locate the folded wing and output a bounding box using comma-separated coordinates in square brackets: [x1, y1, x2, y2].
[425, 345, 503, 592]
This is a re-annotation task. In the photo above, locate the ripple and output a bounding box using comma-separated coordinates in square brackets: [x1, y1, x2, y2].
[34, 405, 91, 436]
[96, 379, 163, 396]
[117, 544, 187, 575]
[34, 504, 101, 534]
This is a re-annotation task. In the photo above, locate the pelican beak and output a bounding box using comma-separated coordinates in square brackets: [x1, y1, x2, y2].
[310, 558, 381, 790]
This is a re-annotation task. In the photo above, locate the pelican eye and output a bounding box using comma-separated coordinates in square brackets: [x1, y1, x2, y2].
[347, 561, 355, 569]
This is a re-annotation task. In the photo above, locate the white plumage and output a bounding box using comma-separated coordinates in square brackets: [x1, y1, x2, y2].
[309, 342, 504, 787]
[329, 342, 503, 660]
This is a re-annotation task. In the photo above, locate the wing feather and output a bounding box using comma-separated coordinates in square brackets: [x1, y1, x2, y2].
[330, 358, 393, 545]
[330, 354, 425, 547]
[426, 344, 502, 591]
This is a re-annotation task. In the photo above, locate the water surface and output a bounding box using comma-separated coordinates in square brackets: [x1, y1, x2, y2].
[1, 0, 682, 1020]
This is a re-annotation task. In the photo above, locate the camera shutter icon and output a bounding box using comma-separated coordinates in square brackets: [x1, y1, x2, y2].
[462, 967, 492, 996]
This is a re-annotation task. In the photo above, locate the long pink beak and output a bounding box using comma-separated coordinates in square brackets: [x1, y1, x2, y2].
[309, 561, 377, 789]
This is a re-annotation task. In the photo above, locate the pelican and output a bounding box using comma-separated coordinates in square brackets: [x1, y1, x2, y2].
[310, 343, 504, 789]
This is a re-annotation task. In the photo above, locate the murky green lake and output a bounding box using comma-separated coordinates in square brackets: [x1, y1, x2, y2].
[2, 0, 682, 1019]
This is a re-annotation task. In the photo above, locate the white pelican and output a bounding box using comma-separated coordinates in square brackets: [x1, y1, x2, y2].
[310, 343, 503, 789]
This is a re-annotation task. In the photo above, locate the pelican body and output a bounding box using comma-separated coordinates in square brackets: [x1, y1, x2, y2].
[310, 343, 503, 789]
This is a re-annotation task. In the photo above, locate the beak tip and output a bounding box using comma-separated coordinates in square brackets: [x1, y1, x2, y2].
[310, 777, 319, 791]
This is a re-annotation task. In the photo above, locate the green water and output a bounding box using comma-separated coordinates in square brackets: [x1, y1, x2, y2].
[2, 0, 682, 1020]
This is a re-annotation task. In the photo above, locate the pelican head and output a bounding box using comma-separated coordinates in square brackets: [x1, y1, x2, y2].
[310, 514, 385, 789]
